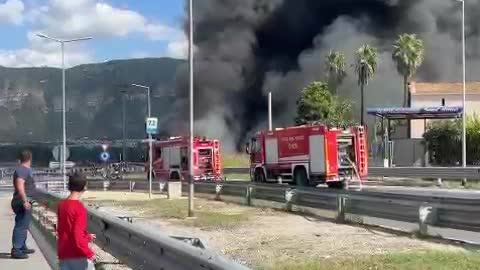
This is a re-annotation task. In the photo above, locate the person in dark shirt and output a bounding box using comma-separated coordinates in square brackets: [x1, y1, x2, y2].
[57, 172, 96, 270]
[11, 150, 36, 259]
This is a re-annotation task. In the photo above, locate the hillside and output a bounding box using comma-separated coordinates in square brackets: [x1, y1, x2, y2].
[0, 58, 186, 142]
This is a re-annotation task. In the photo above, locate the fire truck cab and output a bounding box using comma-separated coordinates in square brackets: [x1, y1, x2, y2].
[246, 125, 367, 188]
[146, 137, 222, 182]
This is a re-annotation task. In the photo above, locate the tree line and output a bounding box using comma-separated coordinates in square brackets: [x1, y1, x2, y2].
[296, 33, 425, 126]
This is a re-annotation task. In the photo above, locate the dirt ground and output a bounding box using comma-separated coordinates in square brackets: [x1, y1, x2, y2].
[83, 191, 464, 269]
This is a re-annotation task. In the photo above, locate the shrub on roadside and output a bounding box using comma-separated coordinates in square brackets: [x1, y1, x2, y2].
[423, 117, 480, 165]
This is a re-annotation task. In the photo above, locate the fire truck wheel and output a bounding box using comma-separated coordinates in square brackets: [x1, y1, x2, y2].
[293, 167, 308, 186]
[254, 169, 266, 183]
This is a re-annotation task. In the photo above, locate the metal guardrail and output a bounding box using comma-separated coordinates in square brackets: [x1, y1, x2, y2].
[85, 179, 480, 237]
[30, 201, 60, 269]
[32, 166, 245, 176]
[224, 166, 480, 181]
[31, 164, 145, 175]
[213, 183, 480, 234]
[223, 168, 250, 174]
[31, 188, 250, 270]
[0, 167, 15, 178]
[19, 165, 480, 181]
[34, 173, 64, 192]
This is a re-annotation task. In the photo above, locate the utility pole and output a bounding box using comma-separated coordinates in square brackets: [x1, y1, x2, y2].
[459, 0, 467, 186]
[61, 42, 66, 190]
[122, 93, 127, 161]
[122, 92, 127, 179]
[268, 92, 273, 131]
[131, 84, 152, 198]
[188, 0, 195, 217]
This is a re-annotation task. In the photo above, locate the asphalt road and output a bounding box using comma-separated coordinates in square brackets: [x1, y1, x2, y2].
[225, 178, 480, 198]
[361, 185, 480, 199]
[0, 184, 52, 270]
[0, 180, 13, 197]
[238, 179, 480, 200]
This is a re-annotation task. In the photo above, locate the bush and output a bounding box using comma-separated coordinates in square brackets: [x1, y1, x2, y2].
[466, 117, 480, 164]
[423, 117, 480, 165]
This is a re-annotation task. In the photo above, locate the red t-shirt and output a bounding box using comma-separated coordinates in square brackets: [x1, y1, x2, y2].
[57, 200, 95, 260]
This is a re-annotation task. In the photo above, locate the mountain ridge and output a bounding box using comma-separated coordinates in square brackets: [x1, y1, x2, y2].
[0, 57, 186, 142]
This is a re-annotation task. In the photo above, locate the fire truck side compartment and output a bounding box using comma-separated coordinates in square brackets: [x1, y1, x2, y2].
[163, 147, 170, 169]
[265, 138, 279, 165]
[309, 135, 326, 174]
[169, 146, 181, 168]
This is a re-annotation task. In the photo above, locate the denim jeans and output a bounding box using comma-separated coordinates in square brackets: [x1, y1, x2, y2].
[11, 200, 31, 253]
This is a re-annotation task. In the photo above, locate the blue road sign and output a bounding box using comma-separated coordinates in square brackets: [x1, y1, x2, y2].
[100, 151, 110, 162]
[146, 117, 159, 135]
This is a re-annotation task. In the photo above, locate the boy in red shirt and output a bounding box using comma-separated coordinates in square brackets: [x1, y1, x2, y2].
[57, 172, 96, 270]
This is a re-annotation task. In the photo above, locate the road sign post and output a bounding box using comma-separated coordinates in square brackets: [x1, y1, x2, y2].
[146, 117, 158, 199]
[53, 145, 70, 190]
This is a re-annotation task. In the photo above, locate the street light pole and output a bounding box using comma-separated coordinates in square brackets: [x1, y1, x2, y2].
[131, 84, 151, 117]
[460, 0, 467, 185]
[131, 83, 152, 198]
[61, 42, 66, 190]
[147, 88, 151, 118]
[122, 92, 127, 164]
[188, 0, 195, 217]
[37, 34, 92, 191]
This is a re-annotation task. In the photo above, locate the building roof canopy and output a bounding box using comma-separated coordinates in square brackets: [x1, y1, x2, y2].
[367, 106, 463, 120]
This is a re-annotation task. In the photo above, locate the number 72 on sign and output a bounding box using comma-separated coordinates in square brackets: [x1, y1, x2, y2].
[146, 117, 159, 135]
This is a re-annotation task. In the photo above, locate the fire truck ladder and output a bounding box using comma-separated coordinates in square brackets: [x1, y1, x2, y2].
[215, 150, 221, 175]
[346, 157, 362, 190]
[346, 126, 367, 190]
[356, 126, 367, 177]
[214, 141, 222, 181]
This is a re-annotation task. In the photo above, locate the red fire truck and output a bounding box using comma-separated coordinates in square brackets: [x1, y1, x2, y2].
[146, 137, 222, 182]
[246, 125, 367, 188]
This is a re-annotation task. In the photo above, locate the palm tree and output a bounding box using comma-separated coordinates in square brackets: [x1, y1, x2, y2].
[325, 51, 347, 94]
[355, 44, 378, 125]
[392, 34, 425, 107]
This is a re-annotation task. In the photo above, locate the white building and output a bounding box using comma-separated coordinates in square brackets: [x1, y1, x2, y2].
[410, 81, 480, 138]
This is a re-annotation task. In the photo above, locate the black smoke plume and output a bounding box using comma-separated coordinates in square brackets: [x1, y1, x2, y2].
[177, 0, 480, 151]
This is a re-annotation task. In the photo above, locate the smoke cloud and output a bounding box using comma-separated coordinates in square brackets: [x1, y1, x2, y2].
[177, 0, 480, 151]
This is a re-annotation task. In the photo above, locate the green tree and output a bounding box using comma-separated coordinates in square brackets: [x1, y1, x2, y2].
[392, 34, 425, 107]
[295, 81, 353, 127]
[423, 116, 480, 166]
[325, 51, 347, 94]
[355, 44, 378, 125]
